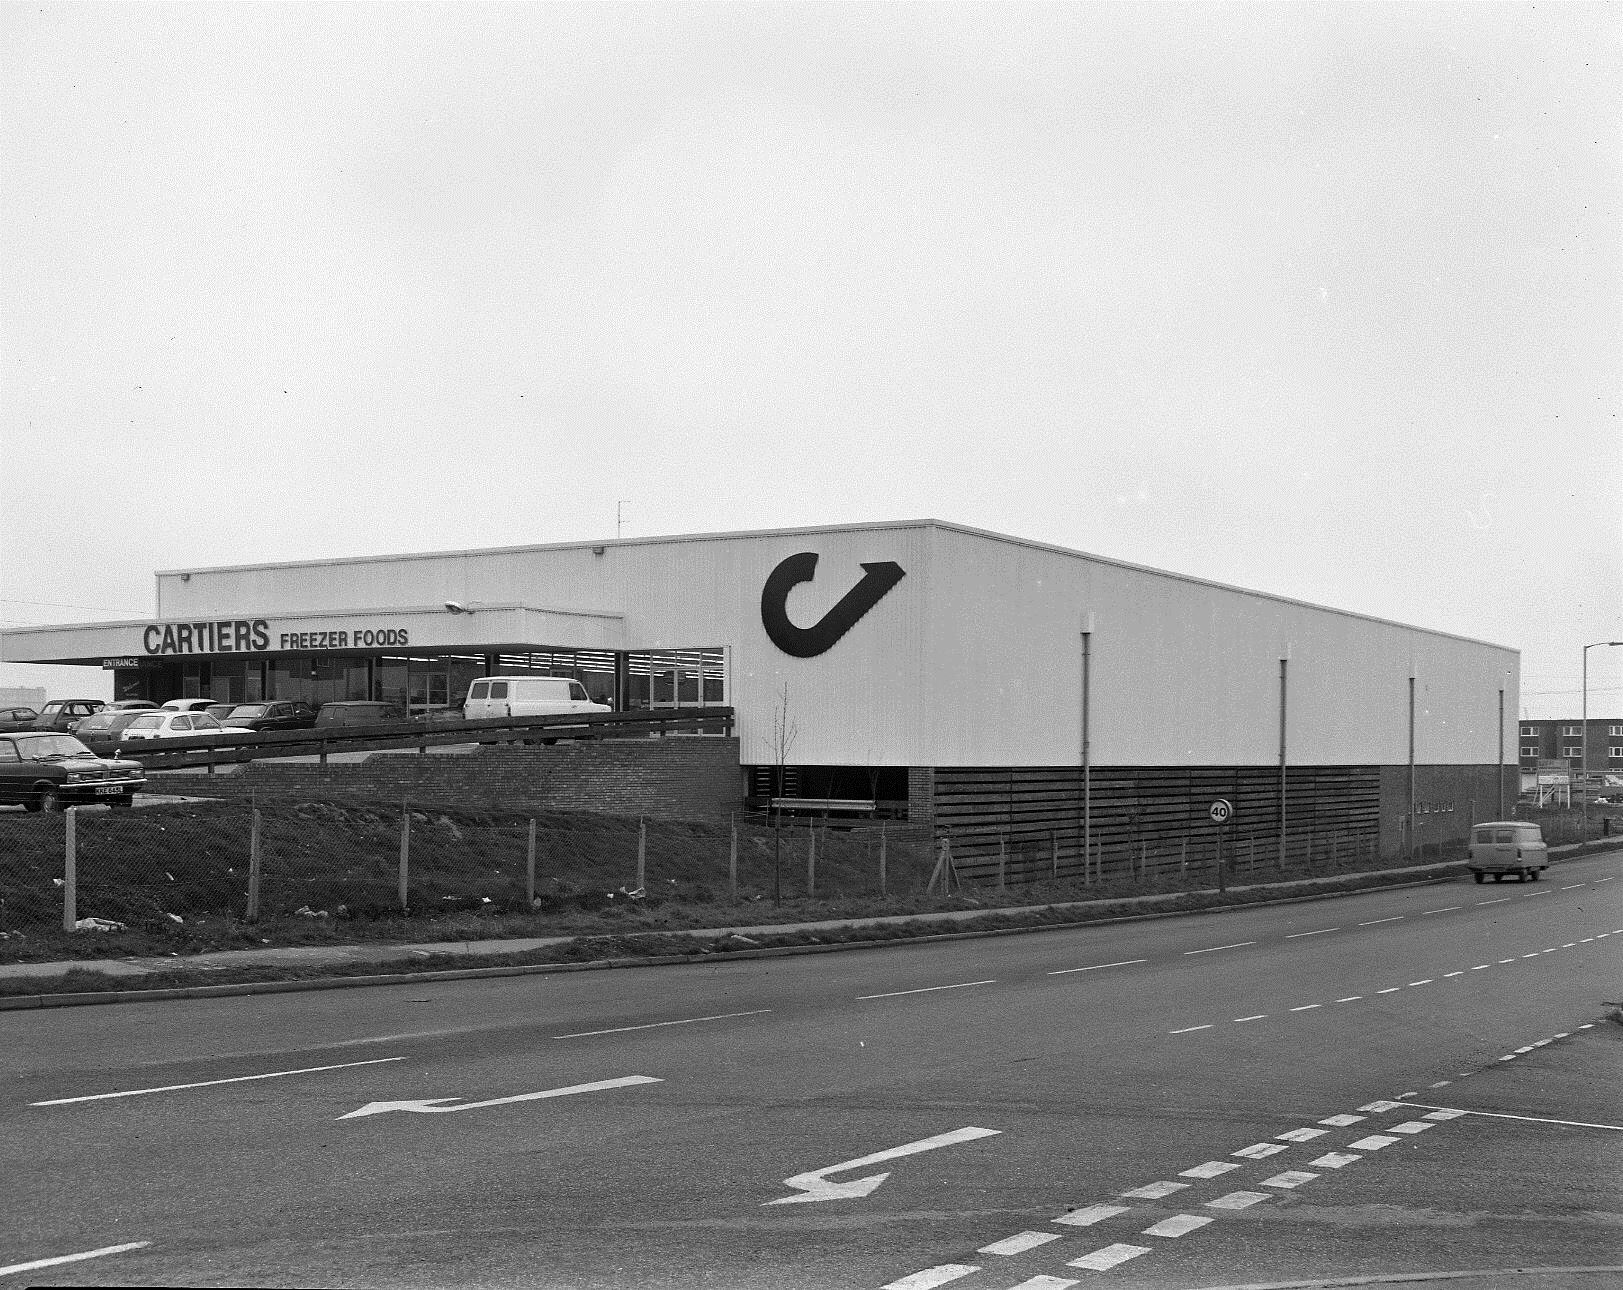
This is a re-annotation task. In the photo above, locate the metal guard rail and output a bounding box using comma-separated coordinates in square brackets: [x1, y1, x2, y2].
[95, 707, 735, 772]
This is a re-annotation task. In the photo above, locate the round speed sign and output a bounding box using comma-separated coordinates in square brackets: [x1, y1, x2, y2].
[1209, 798, 1233, 824]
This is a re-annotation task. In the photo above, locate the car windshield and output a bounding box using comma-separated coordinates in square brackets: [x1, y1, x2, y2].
[16, 735, 96, 760]
[227, 705, 268, 718]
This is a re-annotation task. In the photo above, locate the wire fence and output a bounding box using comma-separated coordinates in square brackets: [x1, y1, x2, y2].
[3, 797, 1613, 952]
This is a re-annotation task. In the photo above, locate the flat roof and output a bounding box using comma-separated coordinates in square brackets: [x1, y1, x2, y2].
[152, 518, 1517, 654]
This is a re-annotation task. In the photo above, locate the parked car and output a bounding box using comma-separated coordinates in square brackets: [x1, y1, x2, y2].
[314, 701, 407, 729]
[1467, 821, 1549, 883]
[160, 698, 221, 713]
[31, 700, 106, 732]
[116, 711, 239, 742]
[0, 731, 145, 811]
[204, 703, 238, 723]
[105, 699, 160, 711]
[218, 700, 318, 732]
[74, 709, 171, 753]
[0, 706, 39, 732]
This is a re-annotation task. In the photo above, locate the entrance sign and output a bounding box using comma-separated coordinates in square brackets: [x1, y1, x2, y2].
[1209, 798, 1233, 823]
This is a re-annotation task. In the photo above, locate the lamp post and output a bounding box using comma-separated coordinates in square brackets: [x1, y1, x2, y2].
[1582, 641, 1623, 843]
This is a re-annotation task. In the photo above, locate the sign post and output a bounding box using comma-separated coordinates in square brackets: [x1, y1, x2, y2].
[1209, 798, 1233, 894]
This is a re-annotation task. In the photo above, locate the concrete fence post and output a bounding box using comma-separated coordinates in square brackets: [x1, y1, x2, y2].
[1181, 837, 1188, 878]
[806, 820, 816, 898]
[879, 820, 887, 898]
[63, 807, 77, 932]
[998, 836, 1006, 890]
[246, 808, 262, 922]
[729, 814, 738, 902]
[527, 819, 537, 905]
[1050, 829, 1058, 880]
[637, 816, 647, 892]
[398, 801, 410, 912]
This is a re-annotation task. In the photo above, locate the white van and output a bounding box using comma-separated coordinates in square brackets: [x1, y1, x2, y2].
[463, 676, 609, 721]
[1466, 821, 1549, 884]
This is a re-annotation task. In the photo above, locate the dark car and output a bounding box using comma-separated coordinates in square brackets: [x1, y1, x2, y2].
[219, 700, 318, 733]
[31, 699, 106, 732]
[106, 699, 160, 711]
[0, 706, 40, 732]
[74, 709, 169, 754]
[204, 703, 238, 723]
[314, 701, 406, 729]
[0, 732, 145, 812]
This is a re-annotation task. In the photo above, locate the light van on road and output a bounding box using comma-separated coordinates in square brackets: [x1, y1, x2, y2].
[1467, 821, 1549, 883]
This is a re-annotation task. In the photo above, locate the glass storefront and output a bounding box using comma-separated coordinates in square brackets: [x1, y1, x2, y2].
[124, 644, 728, 714]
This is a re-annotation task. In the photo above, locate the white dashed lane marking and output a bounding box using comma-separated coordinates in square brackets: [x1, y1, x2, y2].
[1276, 1127, 1327, 1142]
[858, 980, 994, 1000]
[1347, 1134, 1400, 1151]
[1358, 917, 1403, 926]
[1290, 1004, 1322, 1011]
[1142, 1214, 1212, 1237]
[1232, 1142, 1289, 1159]
[1207, 1191, 1272, 1210]
[881, 1265, 978, 1289]
[1421, 906, 1460, 914]
[1286, 927, 1339, 938]
[1309, 1151, 1363, 1168]
[1047, 959, 1146, 976]
[1180, 1160, 1241, 1179]
[0, 1243, 151, 1279]
[1007, 1277, 1079, 1290]
[1120, 1180, 1188, 1199]
[1477, 898, 1510, 905]
[979, 1231, 1061, 1256]
[1067, 1244, 1149, 1271]
[1055, 1204, 1128, 1227]
[1184, 941, 1257, 955]
[1261, 1170, 1318, 1188]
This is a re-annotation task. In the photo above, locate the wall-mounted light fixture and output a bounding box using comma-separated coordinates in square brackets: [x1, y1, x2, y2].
[444, 601, 472, 615]
[592, 546, 606, 556]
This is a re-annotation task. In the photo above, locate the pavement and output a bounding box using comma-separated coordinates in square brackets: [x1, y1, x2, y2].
[0, 857, 1502, 984]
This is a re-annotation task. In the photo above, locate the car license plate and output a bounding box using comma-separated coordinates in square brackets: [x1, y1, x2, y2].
[94, 785, 125, 796]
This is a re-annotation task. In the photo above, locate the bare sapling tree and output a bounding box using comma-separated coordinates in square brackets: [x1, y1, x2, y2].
[771, 681, 797, 907]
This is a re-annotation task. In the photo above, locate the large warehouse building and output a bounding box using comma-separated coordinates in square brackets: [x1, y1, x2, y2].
[1, 519, 1518, 871]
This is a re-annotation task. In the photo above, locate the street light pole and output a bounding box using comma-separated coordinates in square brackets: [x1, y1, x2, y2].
[1581, 641, 1623, 844]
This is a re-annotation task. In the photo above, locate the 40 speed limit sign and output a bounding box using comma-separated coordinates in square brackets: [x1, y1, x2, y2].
[1209, 798, 1233, 824]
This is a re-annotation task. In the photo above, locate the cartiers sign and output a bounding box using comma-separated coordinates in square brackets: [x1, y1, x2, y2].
[138, 618, 412, 656]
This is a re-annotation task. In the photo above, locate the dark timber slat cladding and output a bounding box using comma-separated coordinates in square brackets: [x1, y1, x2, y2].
[933, 766, 1381, 883]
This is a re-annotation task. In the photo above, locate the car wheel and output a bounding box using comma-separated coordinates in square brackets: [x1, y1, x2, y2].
[1530, 868, 1541, 882]
[1517, 869, 1529, 882]
[1473, 871, 1485, 884]
[36, 788, 63, 814]
[1493, 872, 1504, 882]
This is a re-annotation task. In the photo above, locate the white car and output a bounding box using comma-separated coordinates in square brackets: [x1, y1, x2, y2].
[160, 698, 222, 713]
[117, 711, 239, 741]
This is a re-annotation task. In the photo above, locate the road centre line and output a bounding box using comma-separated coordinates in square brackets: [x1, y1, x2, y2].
[1048, 958, 1147, 975]
[0, 1243, 150, 1278]
[859, 980, 995, 1000]
[1286, 927, 1338, 938]
[1170, 1024, 1213, 1034]
[553, 1009, 769, 1038]
[1185, 941, 1256, 955]
[1561, 884, 1585, 890]
[1399, 1102, 1623, 1132]
[30, 1058, 405, 1106]
[1421, 906, 1460, 914]
[1477, 898, 1510, 905]
[1358, 917, 1403, 926]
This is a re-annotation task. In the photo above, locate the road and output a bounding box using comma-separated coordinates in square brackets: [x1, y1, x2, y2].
[2, 851, 1620, 1289]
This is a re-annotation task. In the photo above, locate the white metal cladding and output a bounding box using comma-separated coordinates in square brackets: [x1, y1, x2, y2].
[149, 524, 934, 767]
[923, 526, 1518, 768]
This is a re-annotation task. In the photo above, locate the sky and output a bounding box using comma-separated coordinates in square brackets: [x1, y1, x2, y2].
[2, 2, 1619, 718]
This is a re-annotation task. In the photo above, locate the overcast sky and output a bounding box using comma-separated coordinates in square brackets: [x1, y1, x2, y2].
[2, 2, 1618, 718]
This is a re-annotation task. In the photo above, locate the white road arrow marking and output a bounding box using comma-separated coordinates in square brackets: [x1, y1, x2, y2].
[337, 1075, 660, 1119]
[764, 1126, 1000, 1205]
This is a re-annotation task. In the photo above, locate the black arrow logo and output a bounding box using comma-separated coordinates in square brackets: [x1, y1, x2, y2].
[761, 553, 906, 658]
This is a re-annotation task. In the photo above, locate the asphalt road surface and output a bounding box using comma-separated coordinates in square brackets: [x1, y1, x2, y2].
[3, 851, 1620, 1290]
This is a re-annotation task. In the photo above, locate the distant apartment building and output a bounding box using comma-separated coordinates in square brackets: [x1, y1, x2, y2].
[1517, 718, 1623, 781]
